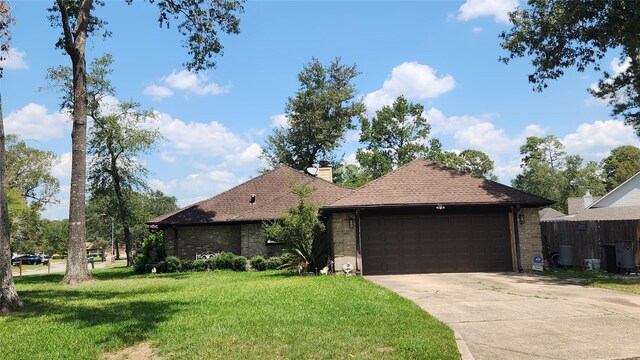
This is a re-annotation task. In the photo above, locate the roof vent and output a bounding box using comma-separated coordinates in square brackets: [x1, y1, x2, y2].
[250, 194, 256, 205]
[583, 191, 593, 208]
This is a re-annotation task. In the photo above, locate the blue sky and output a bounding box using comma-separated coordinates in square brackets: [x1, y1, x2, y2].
[2, 0, 639, 220]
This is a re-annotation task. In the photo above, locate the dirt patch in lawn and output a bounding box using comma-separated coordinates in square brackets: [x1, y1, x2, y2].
[104, 342, 162, 360]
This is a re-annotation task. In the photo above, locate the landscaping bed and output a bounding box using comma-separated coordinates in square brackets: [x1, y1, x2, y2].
[1, 267, 458, 359]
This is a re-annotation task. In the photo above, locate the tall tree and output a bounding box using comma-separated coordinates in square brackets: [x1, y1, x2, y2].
[357, 96, 430, 179]
[262, 57, 366, 170]
[602, 145, 640, 191]
[47, 0, 244, 284]
[456, 149, 498, 180]
[0, 0, 22, 312]
[500, 1, 640, 132]
[519, 135, 566, 170]
[88, 102, 160, 266]
[512, 136, 606, 212]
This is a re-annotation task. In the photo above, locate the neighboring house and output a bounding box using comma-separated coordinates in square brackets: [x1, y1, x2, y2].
[540, 171, 640, 268]
[567, 193, 602, 215]
[148, 158, 553, 275]
[146, 166, 353, 260]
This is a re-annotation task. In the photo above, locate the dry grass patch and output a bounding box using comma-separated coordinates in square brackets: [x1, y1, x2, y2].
[104, 342, 162, 360]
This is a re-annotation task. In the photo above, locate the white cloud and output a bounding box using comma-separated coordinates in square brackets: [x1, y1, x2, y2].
[0, 48, 28, 70]
[224, 143, 266, 168]
[344, 152, 357, 165]
[180, 170, 243, 197]
[611, 57, 631, 76]
[51, 152, 72, 181]
[144, 85, 174, 100]
[163, 69, 230, 95]
[562, 120, 640, 160]
[160, 151, 177, 163]
[155, 112, 247, 157]
[458, 0, 519, 23]
[5, 103, 69, 140]
[365, 62, 455, 111]
[41, 185, 70, 220]
[588, 57, 632, 105]
[471, 27, 483, 33]
[148, 179, 178, 194]
[270, 114, 289, 128]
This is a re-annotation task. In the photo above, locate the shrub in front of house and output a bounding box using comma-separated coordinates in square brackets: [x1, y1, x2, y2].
[205, 257, 217, 271]
[134, 232, 167, 274]
[192, 259, 207, 272]
[158, 256, 182, 273]
[133, 254, 149, 274]
[250, 256, 267, 271]
[215, 252, 247, 271]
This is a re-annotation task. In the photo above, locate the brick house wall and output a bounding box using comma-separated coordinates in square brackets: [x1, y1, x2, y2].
[329, 212, 358, 273]
[164, 225, 240, 259]
[517, 208, 544, 271]
[240, 223, 284, 258]
[164, 223, 283, 260]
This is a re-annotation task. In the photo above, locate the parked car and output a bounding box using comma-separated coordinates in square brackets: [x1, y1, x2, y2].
[11, 254, 44, 266]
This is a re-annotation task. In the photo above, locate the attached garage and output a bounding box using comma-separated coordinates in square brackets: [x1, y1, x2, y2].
[325, 159, 554, 275]
[360, 211, 513, 275]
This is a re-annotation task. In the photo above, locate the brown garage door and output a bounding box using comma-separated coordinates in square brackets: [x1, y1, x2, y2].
[361, 212, 513, 275]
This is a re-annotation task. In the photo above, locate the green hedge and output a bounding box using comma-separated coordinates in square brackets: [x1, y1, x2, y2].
[155, 252, 248, 273]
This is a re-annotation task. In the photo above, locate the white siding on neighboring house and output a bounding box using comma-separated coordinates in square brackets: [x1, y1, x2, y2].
[591, 173, 640, 208]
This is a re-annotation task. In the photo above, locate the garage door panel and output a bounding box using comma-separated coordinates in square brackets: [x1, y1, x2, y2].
[361, 212, 512, 275]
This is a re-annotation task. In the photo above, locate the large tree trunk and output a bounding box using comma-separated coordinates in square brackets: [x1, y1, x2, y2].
[62, 0, 93, 284]
[112, 176, 132, 266]
[0, 93, 23, 312]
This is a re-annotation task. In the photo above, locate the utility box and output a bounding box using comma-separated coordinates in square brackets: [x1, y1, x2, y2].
[559, 245, 573, 266]
[615, 241, 637, 274]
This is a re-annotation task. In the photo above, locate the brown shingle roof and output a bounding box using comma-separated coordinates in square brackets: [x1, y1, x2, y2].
[543, 205, 640, 222]
[325, 158, 554, 209]
[539, 207, 566, 221]
[148, 166, 353, 226]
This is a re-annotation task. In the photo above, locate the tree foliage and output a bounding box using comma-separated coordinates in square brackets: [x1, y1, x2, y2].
[602, 145, 640, 191]
[5, 134, 60, 206]
[500, 1, 640, 132]
[357, 96, 430, 180]
[262, 57, 366, 170]
[262, 185, 326, 273]
[440, 149, 498, 181]
[332, 163, 369, 188]
[512, 135, 605, 212]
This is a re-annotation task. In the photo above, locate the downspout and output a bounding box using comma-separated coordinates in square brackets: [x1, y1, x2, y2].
[512, 205, 523, 272]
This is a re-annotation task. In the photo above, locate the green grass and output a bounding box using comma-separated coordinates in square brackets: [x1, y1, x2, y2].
[542, 268, 640, 295]
[1, 268, 457, 360]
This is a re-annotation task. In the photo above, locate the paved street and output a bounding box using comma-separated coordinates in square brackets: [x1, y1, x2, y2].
[368, 273, 640, 360]
[12, 258, 117, 276]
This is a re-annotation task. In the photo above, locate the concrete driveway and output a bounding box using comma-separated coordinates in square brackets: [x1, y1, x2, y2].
[368, 273, 640, 360]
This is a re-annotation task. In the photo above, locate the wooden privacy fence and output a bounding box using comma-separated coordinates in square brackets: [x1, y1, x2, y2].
[541, 220, 638, 267]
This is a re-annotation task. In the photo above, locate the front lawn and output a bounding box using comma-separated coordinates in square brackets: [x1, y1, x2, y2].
[1, 268, 457, 359]
[543, 269, 640, 295]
